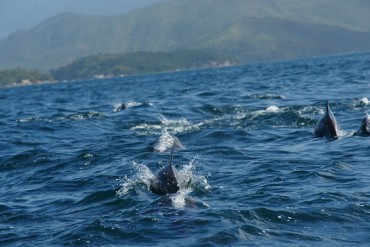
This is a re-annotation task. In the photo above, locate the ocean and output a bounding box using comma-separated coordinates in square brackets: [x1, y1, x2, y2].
[1, 52, 369, 246]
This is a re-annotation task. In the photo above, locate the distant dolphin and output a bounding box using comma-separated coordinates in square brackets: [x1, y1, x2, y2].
[113, 103, 126, 112]
[354, 113, 370, 136]
[314, 101, 339, 139]
[149, 129, 183, 152]
[149, 146, 180, 195]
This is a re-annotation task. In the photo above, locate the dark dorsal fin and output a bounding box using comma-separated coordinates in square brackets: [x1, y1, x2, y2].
[168, 144, 175, 167]
[360, 113, 370, 133]
[149, 144, 179, 195]
[325, 100, 330, 116]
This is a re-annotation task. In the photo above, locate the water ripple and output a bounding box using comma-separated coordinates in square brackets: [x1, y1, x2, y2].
[1, 52, 370, 246]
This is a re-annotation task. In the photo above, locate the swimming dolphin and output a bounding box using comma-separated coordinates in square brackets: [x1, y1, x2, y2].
[113, 103, 126, 112]
[354, 113, 370, 136]
[314, 101, 339, 139]
[149, 146, 180, 195]
[149, 128, 183, 152]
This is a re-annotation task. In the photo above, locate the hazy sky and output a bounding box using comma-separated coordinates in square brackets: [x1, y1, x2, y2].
[0, 0, 165, 40]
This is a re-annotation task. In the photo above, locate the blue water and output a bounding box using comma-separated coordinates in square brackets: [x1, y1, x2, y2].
[1, 52, 370, 246]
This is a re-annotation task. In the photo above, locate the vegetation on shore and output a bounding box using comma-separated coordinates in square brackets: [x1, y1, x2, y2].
[0, 67, 52, 87]
[0, 50, 236, 86]
[51, 50, 236, 81]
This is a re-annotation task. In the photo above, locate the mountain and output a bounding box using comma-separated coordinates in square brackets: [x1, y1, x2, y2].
[192, 17, 370, 63]
[1, 0, 370, 71]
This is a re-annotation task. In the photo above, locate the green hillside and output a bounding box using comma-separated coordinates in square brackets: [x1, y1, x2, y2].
[51, 50, 236, 81]
[1, 0, 370, 71]
[192, 17, 370, 62]
[0, 68, 52, 87]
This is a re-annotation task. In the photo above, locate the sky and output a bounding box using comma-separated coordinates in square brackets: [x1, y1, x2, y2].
[0, 0, 165, 41]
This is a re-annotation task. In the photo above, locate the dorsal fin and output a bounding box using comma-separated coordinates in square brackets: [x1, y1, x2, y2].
[326, 101, 336, 121]
[325, 100, 330, 116]
[168, 144, 175, 167]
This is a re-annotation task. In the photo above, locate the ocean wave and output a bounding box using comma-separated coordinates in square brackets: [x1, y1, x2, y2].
[3, 52, 370, 246]
[244, 93, 286, 100]
[131, 114, 194, 134]
[358, 97, 369, 106]
[17, 111, 107, 123]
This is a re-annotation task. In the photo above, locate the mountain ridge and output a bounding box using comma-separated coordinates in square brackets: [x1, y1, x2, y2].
[191, 17, 370, 62]
[1, 0, 370, 71]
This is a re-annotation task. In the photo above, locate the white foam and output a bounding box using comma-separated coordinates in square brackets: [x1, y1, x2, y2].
[170, 188, 192, 208]
[157, 114, 192, 133]
[131, 114, 193, 134]
[263, 93, 286, 99]
[151, 129, 184, 152]
[265, 105, 280, 113]
[252, 105, 281, 117]
[113, 103, 123, 112]
[359, 97, 369, 105]
[116, 162, 154, 197]
[115, 175, 134, 196]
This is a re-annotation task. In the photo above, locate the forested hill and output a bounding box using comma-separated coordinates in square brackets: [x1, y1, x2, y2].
[0, 68, 52, 87]
[51, 50, 236, 81]
[0, 50, 234, 86]
[1, 0, 370, 71]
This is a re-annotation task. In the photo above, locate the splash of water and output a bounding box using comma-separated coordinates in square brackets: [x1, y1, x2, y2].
[116, 162, 154, 197]
[116, 157, 210, 208]
[113, 101, 144, 112]
[265, 105, 280, 113]
[359, 97, 369, 105]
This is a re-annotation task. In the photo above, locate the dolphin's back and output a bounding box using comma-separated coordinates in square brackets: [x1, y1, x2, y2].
[149, 146, 179, 195]
[314, 102, 339, 138]
[354, 114, 370, 136]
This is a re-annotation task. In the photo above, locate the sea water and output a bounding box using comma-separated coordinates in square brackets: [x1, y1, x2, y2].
[1, 52, 370, 246]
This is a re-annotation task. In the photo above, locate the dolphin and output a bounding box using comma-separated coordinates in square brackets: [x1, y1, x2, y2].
[354, 113, 370, 136]
[149, 145, 180, 195]
[149, 128, 183, 152]
[314, 101, 339, 139]
[113, 103, 126, 112]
